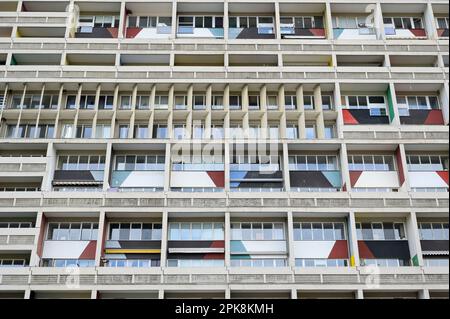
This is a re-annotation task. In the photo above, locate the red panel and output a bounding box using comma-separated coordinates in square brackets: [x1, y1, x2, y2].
[424, 110, 445, 125]
[328, 240, 349, 259]
[204, 253, 225, 260]
[210, 241, 225, 249]
[107, 28, 119, 38]
[395, 147, 405, 187]
[437, 29, 447, 37]
[125, 27, 143, 39]
[79, 241, 97, 260]
[342, 110, 359, 125]
[349, 171, 363, 187]
[358, 241, 375, 259]
[410, 29, 426, 37]
[207, 171, 225, 188]
[310, 28, 326, 37]
[36, 215, 47, 258]
[437, 171, 449, 186]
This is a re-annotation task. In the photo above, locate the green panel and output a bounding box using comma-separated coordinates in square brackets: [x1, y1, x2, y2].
[412, 254, 420, 267]
[387, 86, 396, 123]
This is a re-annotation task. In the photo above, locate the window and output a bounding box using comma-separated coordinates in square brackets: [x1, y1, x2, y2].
[384, 17, 424, 29]
[192, 95, 205, 110]
[48, 222, 98, 241]
[66, 95, 77, 109]
[333, 16, 371, 29]
[229, 95, 241, 109]
[419, 222, 449, 240]
[98, 95, 114, 110]
[212, 95, 224, 109]
[119, 125, 129, 139]
[361, 258, 409, 267]
[356, 222, 406, 240]
[436, 17, 449, 30]
[42, 259, 95, 268]
[119, 95, 132, 109]
[115, 155, 165, 171]
[344, 95, 387, 115]
[128, 16, 172, 28]
[296, 259, 348, 268]
[134, 125, 149, 139]
[406, 155, 448, 171]
[397, 95, 440, 112]
[175, 95, 187, 110]
[109, 223, 162, 241]
[303, 95, 314, 110]
[155, 95, 169, 109]
[229, 16, 275, 34]
[95, 125, 111, 138]
[0, 222, 32, 228]
[324, 125, 335, 139]
[348, 155, 395, 171]
[153, 124, 168, 139]
[169, 222, 224, 241]
[173, 124, 186, 140]
[79, 95, 96, 109]
[322, 95, 332, 110]
[168, 259, 224, 268]
[107, 259, 160, 268]
[280, 16, 324, 33]
[305, 124, 316, 140]
[294, 222, 346, 241]
[76, 125, 92, 138]
[231, 223, 285, 240]
[230, 259, 286, 268]
[285, 95, 297, 110]
[286, 125, 298, 139]
[136, 95, 150, 110]
[289, 155, 339, 171]
[57, 155, 105, 171]
[248, 95, 260, 110]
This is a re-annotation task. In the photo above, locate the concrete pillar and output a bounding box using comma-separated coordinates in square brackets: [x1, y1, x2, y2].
[314, 85, 325, 139]
[324, 2, 333, 40]
[95, 211, 106, 267]
[424, 3, 438, 40]
[282, 143, 291, 192]
[287, 211, 295, 267]
[160, 211, 169, 268]
[340, 143, 351, 192]
[348, 211, 360, 267]
[164, 143, 171, 192]
[396, 144, 411, 193]
[388, 82, 401, 126]
[225, 212, 231, 267]
[419, 289, 430, 299]
[440, 82, 449, 125]
[334, 82, 344, 139]
[356, 289, 364, 299]
[296, 85, 306, 139]
[406, 212, 424, 267]
[102, 142, 113, 191]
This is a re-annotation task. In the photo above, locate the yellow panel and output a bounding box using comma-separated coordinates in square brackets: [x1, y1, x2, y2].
[104, 249, 161, 254]
[350, 255, 356, 267]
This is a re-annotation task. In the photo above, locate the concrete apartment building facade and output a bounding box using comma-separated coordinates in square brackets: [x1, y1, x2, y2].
[0, 0, 449, 299]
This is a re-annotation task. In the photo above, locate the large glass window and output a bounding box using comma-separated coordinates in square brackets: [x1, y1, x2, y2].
[169, 222, 224, 241]
[109, 223, 162, 241]
[356, 222, 406, 240]
[294, 222, 346, 241]
[231, 223, 285, 240]
[48, 223, 98, 241]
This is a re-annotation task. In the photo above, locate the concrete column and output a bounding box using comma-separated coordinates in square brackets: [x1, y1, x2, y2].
[171, 1, 177, 40]
[91, 290, 98, 299]
[334, 82, 344, 139]
[356, 289, 364, 299]
[225, 211, 231, 267]
[102, 142, 113, 191]
[397, 144, 411, 193]
[375, 2, 385, 40]
[223, 1, 229, 41]
[388, 82, 401, 126]
[287, 211, 295, 267]
[406, 212, 424, 267]
[24, 290, 31, 300]
[95, 210, 106, 267]
[160, 211, 169, 268]
[314, 85, 325, 139]
[339, 143, 351, 192]
[291, 288, 297, 300]
[118, 1, 126, 39]
[30, 210, 45, 267]
[42, 142, 57, 192]
[164, 143, 171, 192]
[424, 3, 438, 40]
[296, 85, 305, 139]
[419, 289, 430, 299]
[324, 2, 334, 40]
[274, 1, 281, 40]
[224, 138, 231, 192]
[348, 211, 360, 267]
[282, 143, 291, 192]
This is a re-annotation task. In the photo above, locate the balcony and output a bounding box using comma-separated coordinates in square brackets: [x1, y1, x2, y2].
[0, 227, 36, 249]
[229, 3, 276, 40]
[407, 155, 449, 192]
[280, 3, 326, 39]
[331, 3, 378, 40]
[0, 156, 47, 176]
[72, 2, 120, 39]
[125, 2, 172, 40]
[176, 3, 224, 39]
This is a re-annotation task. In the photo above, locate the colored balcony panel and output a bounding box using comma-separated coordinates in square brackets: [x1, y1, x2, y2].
[111, 171, 165, 190]
[383, 16, 427, 39]
[167, 241, 225, 266]
[407, 155, 449, 192]
[75, 25, 119, 39]
[358, 240, 411, 266]
[126, 16, 172, 39]
[290, 171, 342, 191]
[229, 16, 276, 39]
[52, 170, 104, 187]
[280, 16, 325, 39]
[42, 240, 97, 261]
[398, 96, 444, 125]
[230, 171, 283, 191]
[72, 2, 121, 39]
[341, 95, 390, 125]
[171, 171, 225, 189]
[104, 240, 161, 267]
[294, 241, 349, 266]
[332, 16, 377, 40]
[409, 171, 449, 190]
